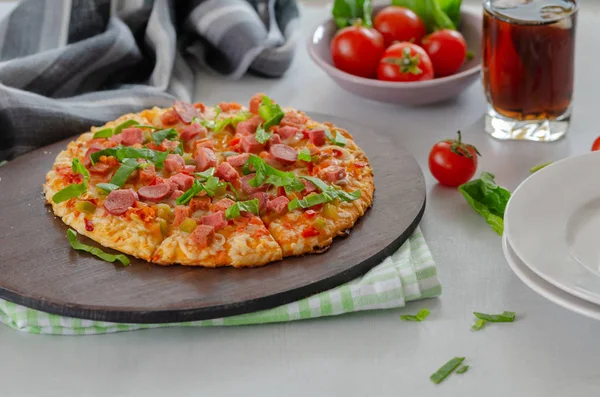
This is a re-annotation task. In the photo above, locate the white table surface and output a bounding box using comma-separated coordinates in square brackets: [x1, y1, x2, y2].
[3, 1, 600, 396]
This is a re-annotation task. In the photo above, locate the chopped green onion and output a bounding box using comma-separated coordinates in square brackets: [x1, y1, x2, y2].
[400, 308, 431, 322]
[530, 162, 552, 173]
[92, 128, 113, 139]
[258, 96, 285, 129]
[473, 311, 515, 322]
[255, 124, 273, 144]
[67, 228, 130, 266]
[456, 365, 469, 374]
[430, 357, 465, 384]
[225, 198, 260, 220]
[152, 128, 178, 145]
[298, 149, 312, 162]
[325, 128, 347, 147]
[471, 319, 486, 331]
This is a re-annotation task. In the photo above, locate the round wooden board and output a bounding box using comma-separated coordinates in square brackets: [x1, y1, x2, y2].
[0, 113, 426, 324]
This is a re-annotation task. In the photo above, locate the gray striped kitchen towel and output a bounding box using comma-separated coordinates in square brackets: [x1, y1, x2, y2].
[0, 0, 300, 161]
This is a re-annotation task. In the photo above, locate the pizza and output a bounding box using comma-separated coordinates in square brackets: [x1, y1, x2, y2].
[43, 94, 375, 267]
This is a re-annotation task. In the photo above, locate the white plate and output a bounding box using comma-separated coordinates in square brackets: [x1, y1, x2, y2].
[503, 235, 600, 321]
[505, 152, 600, 305]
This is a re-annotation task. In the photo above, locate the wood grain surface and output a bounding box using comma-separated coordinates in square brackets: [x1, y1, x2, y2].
[0, 112, 426, 323]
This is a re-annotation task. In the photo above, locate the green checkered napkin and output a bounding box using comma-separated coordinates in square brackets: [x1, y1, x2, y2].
[0, 228, 440, 335]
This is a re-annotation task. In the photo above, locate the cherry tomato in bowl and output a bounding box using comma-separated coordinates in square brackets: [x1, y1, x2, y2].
[429, 131, 480, 187]
[592, 137, 600, 151]
[421, 29, 468, 78]
[330, 25, 385, 79]
[377, 42, 434, 82]
[373, 6, 426, 46]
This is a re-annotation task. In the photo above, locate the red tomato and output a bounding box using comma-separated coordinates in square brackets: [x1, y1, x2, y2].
[330, 25, 385, 78]
[377, 42, 434, 82]
[421, 29, 467, 78]
[429, 131, 480, 187]
[302, 226, 320, 238]
[373, 6, 426, 46]
[593, 137, 600, 151]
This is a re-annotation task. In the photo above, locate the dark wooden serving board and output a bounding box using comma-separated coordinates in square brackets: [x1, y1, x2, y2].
[0, 113, 425, 324]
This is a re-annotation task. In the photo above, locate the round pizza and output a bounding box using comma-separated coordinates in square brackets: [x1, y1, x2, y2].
[43, 94, 374, 268]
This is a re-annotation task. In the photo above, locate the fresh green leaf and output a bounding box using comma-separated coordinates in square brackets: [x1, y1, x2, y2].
[300, 176, 361, 202]
[430, 357, 465, 384]
[255, 124, 273, 144]
[473, 311, 516, 323]
[247, 155, 303, 192]
[458, 172, 510, 235]
[437, 0, 462, 28]
[173, 141, 184, 156]
[325, 128, 347, 147]
[225, 198, 260, 220]
[298, 149, 312, 162]
[114, 119, 139, 135]
[194, 167, 216, 180]
[331, 0, 372, 29]
[215, 110, 254, 132]
[71, 158, 89, 181]
[202, 176, 221, 197]
[530, 162, 552, 173]
[152, 129, 178, 145]
[51, 159, 90, 203]
[96, 183, 120, 193]
[176, 180, 203, 205]
[52, 183, 88, 203]
[288, 192, 335, 211]
[67, 228, 130, 266]
[391, 0, 455, 32]
[456, 365, 469, 374]
[106, 158, 140, 189]
[471, 319, 486, 331]
[400, 308, 431, 322]
[91, 147, 169, 168]
[258, 96, 285, 129]
[92, 128, 113, 139]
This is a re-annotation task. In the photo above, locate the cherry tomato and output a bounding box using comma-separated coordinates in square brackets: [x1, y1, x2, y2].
[429, 131, 480, 187]
[330, 25, 385, 78]
[592, 137, 600, 151]
[421, 29, 467, 78]
[374, 6, 426, 47]
[377, 42, 434, 82]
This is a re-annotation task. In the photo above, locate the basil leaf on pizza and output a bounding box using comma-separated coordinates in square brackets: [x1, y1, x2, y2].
[225, 198, 260, 220]
[67, 229, 130, 266]
[255, 124, 272, 144]
[258, 96, 285, 129]
[51, 159, 90, 203]
[152, 128, 178, 145]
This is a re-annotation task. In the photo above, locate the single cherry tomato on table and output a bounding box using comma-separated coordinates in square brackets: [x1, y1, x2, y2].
[421, 29, 468, 78]
[429, 131, 481, 187]
[330, 24, 385, 78]
[377, 42, 434, 82]
[592, 137, 600, 151]
[373, 6, 427, 47]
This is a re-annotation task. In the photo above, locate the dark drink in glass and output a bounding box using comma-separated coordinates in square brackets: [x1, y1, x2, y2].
[483, 0, 578, 141]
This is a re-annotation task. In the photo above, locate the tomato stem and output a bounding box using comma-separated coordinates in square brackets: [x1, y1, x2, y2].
[381, 47, 423, 75]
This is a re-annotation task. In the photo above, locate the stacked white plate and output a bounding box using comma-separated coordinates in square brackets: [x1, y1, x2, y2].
[504, 152, 600, 320]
